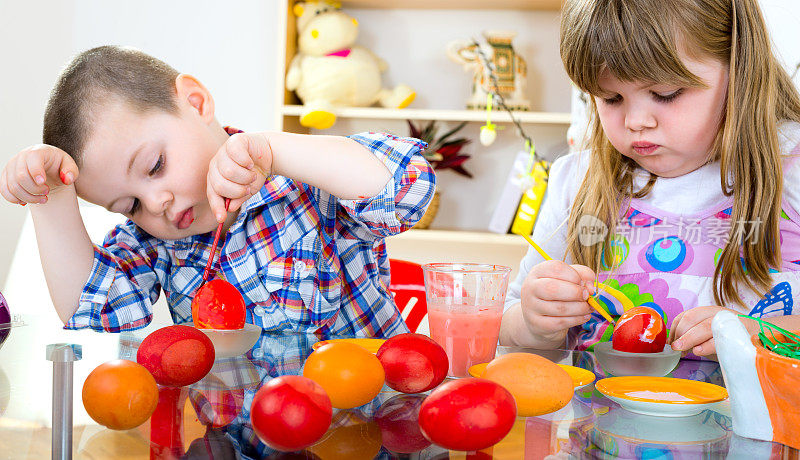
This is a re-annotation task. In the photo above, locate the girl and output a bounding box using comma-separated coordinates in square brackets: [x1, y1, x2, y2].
[500, 0, 800, 358]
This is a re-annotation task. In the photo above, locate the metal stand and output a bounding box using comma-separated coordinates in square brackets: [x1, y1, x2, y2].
[46, 344, 82, 460]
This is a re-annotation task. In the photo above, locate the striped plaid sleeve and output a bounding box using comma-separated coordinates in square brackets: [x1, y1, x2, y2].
[341, 132, 436, 237]
[65, 223, 163, 332]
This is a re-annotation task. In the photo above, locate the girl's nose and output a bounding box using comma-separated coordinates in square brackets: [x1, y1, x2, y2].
[625, 106, 657, 132]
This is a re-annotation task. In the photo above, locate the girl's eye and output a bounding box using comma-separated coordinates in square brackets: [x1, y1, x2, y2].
[149, 154, 164, 176]
[602, 94, 622, 105]
[128, 198, 140, 215]
[652, 88, 684, 103]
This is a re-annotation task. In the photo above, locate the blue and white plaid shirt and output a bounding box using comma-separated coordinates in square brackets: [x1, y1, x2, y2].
[66, 131, 435, 337]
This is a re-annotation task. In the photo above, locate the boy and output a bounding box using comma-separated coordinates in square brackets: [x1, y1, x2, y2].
[0, 45, 435, 337]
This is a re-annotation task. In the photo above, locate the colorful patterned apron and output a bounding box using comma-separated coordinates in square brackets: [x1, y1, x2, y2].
[571, 155, 800, 354]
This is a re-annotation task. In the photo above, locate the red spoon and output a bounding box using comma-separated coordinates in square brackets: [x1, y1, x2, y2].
[202, 198, 231, 282]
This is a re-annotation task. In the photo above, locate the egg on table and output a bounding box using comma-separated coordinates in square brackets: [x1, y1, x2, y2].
[303, 342, 385, 409]
[481, 352, 574, 417]
[136, 325, 215, 387]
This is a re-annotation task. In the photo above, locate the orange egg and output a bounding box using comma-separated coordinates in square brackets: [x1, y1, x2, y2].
[303, 342, 385, 409]
[82, 359, 159, 430]
[482, 353, 574, 417]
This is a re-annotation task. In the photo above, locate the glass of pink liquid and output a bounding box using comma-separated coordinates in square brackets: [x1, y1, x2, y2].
[422, 263, 511, 378]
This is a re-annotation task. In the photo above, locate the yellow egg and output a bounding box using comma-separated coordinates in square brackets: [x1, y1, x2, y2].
[482, 353, 574, 417]
[303, 342, 385, 409]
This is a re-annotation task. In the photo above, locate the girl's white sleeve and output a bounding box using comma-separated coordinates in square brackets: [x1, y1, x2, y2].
[504, 151, 590, 311]
[779, 121, 800, 216]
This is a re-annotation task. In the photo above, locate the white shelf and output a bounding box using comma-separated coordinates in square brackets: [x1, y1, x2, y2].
[343, 0, 562, 10]
[385, 229, 529, 278]
[282, 105, 571, 125]
[394, 229, 525, 245]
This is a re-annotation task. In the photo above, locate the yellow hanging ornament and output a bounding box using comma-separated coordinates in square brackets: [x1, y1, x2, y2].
[510, 141, 549, 236]
[479, 94, 498, 146]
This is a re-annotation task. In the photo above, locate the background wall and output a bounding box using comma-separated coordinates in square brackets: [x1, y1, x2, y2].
[313, 7, 571, 232]
[762, 0, 800, 78]
[1, 1, 799, 289]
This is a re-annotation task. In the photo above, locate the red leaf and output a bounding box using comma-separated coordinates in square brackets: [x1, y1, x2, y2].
[451, 165, 473, 178]
[436, 155, 471, 168]
[437, 144, 465, 156]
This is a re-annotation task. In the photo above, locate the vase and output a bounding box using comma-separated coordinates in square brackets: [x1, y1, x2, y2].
[414, 191, 440, 230]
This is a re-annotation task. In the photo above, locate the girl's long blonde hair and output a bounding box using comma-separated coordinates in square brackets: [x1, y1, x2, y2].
[560, 0, 800, 307]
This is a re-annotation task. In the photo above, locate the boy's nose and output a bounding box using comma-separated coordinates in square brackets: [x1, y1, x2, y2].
[143, 191, 171, 216]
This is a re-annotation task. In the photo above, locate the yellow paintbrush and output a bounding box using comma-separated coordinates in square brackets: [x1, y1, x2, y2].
[519, 233, 617, 326]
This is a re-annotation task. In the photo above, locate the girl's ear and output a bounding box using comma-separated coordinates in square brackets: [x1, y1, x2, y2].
[175, 74, 215, 124]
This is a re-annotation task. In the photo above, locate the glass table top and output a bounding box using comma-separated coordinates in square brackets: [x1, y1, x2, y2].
[0, 313, 794, 459]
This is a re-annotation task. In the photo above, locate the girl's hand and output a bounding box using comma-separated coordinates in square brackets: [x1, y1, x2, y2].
[206, 133, 273, 222]
[0, 144, 79, 206]
[519, 260, 597, 346]
[669, 306, 759, 358]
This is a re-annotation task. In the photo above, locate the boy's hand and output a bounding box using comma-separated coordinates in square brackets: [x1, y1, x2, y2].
[519, 260, 596, 346]
[668, 306, 758, 358]
[0, 144, 79, 205]
[207, 133, 272, 222]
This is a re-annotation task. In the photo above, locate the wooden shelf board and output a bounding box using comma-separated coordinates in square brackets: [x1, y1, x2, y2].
[342, 0, 562, 10]
[282, 105, 571, 125]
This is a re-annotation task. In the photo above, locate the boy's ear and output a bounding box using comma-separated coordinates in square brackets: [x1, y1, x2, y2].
[175, 74, 215, 123]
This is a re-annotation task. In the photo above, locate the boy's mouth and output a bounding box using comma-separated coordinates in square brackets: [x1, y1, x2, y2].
[174, 207, 194, 230]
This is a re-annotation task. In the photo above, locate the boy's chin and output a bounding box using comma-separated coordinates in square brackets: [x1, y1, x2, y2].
[134, 222, 217, 240]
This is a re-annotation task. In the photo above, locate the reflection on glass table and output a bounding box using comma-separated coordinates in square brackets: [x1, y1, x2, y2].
[0, 316, 797, 459]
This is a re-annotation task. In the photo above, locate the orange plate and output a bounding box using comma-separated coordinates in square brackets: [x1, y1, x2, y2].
[468, 362, 595, 388]
[595, 376, 728, 405]
[312, 338, 386, 354]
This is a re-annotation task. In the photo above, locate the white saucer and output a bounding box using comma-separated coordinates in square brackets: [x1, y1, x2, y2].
[596, 377, 728, 417]
[192, 323, 261, 360]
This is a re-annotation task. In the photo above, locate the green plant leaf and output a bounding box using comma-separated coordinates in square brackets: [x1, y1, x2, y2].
[407, 119, 472, 177]
[437, 121, 468, 144]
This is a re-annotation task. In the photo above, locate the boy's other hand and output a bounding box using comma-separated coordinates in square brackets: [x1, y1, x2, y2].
[519, 260, 596, 345]
[207, 133, 272, 222]
[0, 144, 79, 206]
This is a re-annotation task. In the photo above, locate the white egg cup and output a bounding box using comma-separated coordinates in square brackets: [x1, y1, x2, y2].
[187, 323, 261, 360]
[594, 341, 681, 377]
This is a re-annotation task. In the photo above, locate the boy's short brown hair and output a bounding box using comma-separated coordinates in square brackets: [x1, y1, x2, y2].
[43, 45, 180, 165]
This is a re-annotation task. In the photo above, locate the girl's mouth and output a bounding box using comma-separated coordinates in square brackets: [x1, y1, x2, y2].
[632, 142, 659, 156]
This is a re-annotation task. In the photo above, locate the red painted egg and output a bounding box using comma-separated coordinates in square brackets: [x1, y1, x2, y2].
[376, 333, 448, 394]
[192, 279, 246, 329]
[418, 378, 516, 451]
[251, 375, 333, 452]
[612, 306, 667, 353]
[137, 325, 215, 387]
